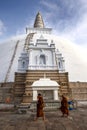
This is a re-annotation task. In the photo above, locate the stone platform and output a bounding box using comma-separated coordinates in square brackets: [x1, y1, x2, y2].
[15, 100, 61, 114]
[0, 107, 87, 130]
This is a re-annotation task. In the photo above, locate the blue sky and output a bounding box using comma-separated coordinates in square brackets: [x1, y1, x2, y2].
[0, 0, 87, 48]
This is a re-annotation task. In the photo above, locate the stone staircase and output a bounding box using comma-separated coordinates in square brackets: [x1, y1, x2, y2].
[25, 70, 69, 96]
[14, 69, 70, 104]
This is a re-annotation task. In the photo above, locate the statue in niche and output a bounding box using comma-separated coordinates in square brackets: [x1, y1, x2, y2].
[22, 61, 25, 68]
[39, 54, 46, 65]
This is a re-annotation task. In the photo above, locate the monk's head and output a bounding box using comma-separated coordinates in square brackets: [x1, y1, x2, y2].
[38, 93, 41, 97]
[37, 93, 41, 99]
[62, 95, 67, 100]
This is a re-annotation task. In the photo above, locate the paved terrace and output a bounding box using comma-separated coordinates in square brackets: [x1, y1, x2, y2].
[0, 107, 87, 130]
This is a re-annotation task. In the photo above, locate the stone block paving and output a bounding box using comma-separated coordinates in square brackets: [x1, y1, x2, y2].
[0, 108, 87, 130]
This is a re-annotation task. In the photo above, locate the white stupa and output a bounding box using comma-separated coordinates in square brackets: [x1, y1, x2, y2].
[0, 12, 87, 84]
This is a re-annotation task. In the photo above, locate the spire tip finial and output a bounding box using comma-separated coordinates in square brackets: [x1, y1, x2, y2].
[34, 12, 44, 28]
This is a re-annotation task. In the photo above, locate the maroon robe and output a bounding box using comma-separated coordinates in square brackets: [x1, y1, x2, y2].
[36, 96, 44, 117]
[60, 96, 69, 116]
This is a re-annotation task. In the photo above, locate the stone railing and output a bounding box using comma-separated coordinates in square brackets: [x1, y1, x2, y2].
[28, 65, 58, 70]
[29, 100, 61, 111]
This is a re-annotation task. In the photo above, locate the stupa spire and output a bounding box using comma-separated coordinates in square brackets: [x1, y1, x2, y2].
[34, 12, 44, 28]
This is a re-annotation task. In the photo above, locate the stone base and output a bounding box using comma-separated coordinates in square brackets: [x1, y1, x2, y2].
[29, 100, 61, 111]
[17, 100, 61, 113]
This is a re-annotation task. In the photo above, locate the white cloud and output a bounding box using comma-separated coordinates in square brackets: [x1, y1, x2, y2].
[15, 16, 35, 36]
[16, 28, 25, 35]
[40, 0, 87, 52]
[80, 0, 87, 4]
[40, 0, 58, 11]
[57, 7, 87, 46]
[0, 20, 6, 36]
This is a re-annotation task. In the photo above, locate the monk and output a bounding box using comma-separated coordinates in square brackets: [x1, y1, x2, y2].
[60, 95, 69, 117]
[35, 93, 45, 121]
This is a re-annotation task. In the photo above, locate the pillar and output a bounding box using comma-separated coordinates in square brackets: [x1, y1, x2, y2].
[28, 49, 32, 69]
[33, 90, 37, 101]
[53, 90, 59, 100]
